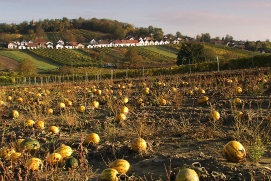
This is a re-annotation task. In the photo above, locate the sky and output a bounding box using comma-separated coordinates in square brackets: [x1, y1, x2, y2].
[0, 0, 270, 41]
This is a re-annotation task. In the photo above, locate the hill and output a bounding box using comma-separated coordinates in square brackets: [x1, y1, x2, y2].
[0, 42, 263, 73]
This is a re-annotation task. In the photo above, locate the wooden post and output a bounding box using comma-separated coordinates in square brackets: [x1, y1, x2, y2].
[217, 56, 219, 72]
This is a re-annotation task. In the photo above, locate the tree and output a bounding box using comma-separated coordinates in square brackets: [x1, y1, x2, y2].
[17, 59, 37, 76]
[176, 31, 182, 38]
[125, 47, 143, 68]
[177, 42, 205, 67]
[200, 33, 211, 42]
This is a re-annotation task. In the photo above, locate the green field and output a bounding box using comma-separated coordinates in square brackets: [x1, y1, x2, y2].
[0, 50, 58, 71]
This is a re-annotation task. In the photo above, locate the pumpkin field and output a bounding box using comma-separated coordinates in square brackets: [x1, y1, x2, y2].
[1, 68, 271, 180]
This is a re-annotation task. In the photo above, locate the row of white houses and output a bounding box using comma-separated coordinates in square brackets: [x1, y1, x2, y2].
[7, 37, 181, 50]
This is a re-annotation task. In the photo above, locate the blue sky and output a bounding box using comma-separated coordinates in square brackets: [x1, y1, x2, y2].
[1, 0, 270, 41]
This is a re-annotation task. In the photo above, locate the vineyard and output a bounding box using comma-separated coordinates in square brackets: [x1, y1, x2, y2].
[28, 49, 100, 67]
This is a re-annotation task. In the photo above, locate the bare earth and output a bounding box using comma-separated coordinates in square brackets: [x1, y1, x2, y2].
[1, 68, 271, 180]
[0, 55, 19, 70]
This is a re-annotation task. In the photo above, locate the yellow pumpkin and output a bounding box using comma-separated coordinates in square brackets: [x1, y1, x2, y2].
[66, 100, 73, 106]
[234, 98, 242, 105]
[46, 153, 62, 165]
[222, 141, 246, 163]
[197, 96, 209, 104]
[77, 105, 86, 113]
[59, 102, 66, 108]
[84, 133, 100, 144]
[235, 86, 242, 94]
[175, 168, 199, 181]
[25, 157, 43, 170]
[92, 100, 100, 109]
[198, 88, 205, 94]
[116, 113, 126, 122]
[11, 110, 19, 119]
[34, 120, 45, 130]
[17, 97, 23, 103]
[210, 110, 220, 121]
[7, 96, 12, 101]
[108, 159, 130, 174]
[171, 87, 178, 93]
[143, 87, 150, 95]
[100, 168, 119, 181]
[25, 119, 35, 127]
[10, 152, 21, 161]
[159, 98, 167, 106]
[123, 97, 129, 104]
[0, 147, 16, 160]
[120, 106, 129, 115]
[54, 144, 73, 159]
[47, 108, 54, 114]
[187, 90, 194, 96]
[131, 138, 147, 152]
[96, 89, 102, 95]
[235, 111, 243, 119]
[48, 126, 60, 134]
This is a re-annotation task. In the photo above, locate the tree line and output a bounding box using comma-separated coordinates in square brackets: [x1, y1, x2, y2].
[0, 17, 165, 43]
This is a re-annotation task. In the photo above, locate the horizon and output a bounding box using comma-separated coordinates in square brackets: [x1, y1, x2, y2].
[1, 0, 270, 42]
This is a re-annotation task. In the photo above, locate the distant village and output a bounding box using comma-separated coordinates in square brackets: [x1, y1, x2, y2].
[6, 37, 173, 50]
[5, 36, 247, 50]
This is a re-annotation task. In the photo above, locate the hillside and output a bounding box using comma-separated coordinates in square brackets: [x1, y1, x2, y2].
[0, 42, 262, 73]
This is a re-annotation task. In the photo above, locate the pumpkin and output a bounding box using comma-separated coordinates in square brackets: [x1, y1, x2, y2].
[54, 144, 73, 159]
[187, 90, 194, 96]
[234, 98, 242, 105]
[66, 100, 73, 106]
[77, 105, 86, 113]
[11, 110, 19, 119]
[25, 157, 43, 170]
[48, 126, 60, 134]
[100, 168, 119, 181]
[210, 110, 220, 121]
[235, 111, 243, 119]
[120, 106, 129, 115]
[47, 153, 62, 165]
[20, 138, 40, 151]
[222, 140, 246, 163]
[198, 88, 205, 94]
[123, 97, 129, 104]
[25, 119, 35, 127]
[10, 152, 22, 161]
[17, 97, 23, 103]
[235, 86, 242, 94]
[47, 108, 54, 114]
[143, 87, 150, 95]
[96, 89, 102, 95]
[0, 147, 16, 160]
[65, 156, 79, 169]
[34, 120, 45, 130]
[171, 87, 178, 93]
[159, 98, 167, 106]
[108, 159, 130, 174]
[197, 96, 209, 104]
[116, 113, 126, 122]
[92, 100, 99, 109]
[7, 96, 12, 101]
[131, 138, 147, 152]
[59, 102, 66, 108]
[84, 133, 100, 144]
[175, 168, 199, 181]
